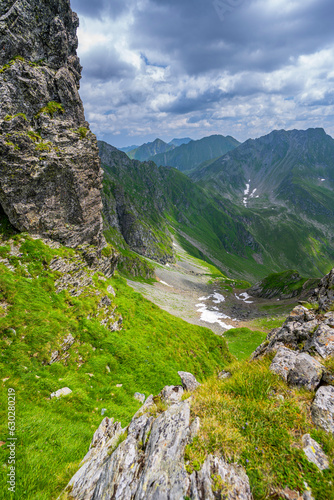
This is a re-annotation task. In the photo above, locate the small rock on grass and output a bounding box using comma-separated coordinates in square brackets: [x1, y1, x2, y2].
[50, 387, 72, 399]
[134, 392, 145, 403]
[218, 370, 232, 380]
[302, 434, 329, 471]
[177, 371, 201, 392]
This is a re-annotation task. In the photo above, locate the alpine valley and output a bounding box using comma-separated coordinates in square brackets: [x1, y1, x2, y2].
[0, 1, 334, 500]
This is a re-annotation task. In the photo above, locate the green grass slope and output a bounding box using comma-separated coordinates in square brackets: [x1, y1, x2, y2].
[0, 227, 233, 499]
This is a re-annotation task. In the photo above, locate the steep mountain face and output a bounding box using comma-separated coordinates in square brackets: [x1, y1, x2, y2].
[0, 0, 103, 248]
[150, 134, 240, 172]
[119, 144, 139, 153]
[192, 128, 334, 214]
[99, 141, 174, 264]
[99, 141, 259, 274]
[169, 137, 192, 147]
[190, 128, 334, 277]
[127, 138, 175, 161]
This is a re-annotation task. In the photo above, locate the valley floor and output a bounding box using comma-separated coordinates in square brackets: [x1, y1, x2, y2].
[127, 240, 298, 339]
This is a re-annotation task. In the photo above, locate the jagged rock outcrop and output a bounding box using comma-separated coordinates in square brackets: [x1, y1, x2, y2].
[61, 379, 253, 500]
[252, 269, 334, 361]
[0, 0, 103, 248]
[252, 268, 334, 438]
[309, 268, 334, 312]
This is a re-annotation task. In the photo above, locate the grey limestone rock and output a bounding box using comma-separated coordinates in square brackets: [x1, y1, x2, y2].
[178, 371, 201, 392]
[65, 417, 124, 499]
[311, 385, 334, 434]
[287, 353, 324, 391]
[218, 370, 232, 380]
[302, 434, 329, 471]
[312, 323, 334, 359]
[189, 455, 253, 500]
[0, 0, 104, 249]
[309, 268, 334, 312]
[160, 385, 184, 405]
[134, 392, 145, 404]
[252, 270, 334, 360]
[61, 385, 253, 500]
[270, 347, 298, 382]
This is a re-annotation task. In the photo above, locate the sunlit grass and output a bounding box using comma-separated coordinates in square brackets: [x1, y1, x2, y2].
[189, 359, 334, 500]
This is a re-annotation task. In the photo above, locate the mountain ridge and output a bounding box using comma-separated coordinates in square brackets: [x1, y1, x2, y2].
[150, 134, 240, 172]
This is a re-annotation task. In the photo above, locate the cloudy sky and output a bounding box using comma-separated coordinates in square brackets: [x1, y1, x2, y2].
[71, 0, 334, 148]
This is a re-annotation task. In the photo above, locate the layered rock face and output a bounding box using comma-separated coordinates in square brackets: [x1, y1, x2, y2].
[61, 381, 253, 500]
[0, 0, 103, 247]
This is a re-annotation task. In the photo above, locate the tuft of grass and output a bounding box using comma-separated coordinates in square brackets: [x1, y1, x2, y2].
[190, 359, 334, 500]
[76, 126, 88, 139]
[27, 130, 42, 143]
[36, 101, 64, 119]
[35, 141, 52, 152]
[4, 113, 27, 122]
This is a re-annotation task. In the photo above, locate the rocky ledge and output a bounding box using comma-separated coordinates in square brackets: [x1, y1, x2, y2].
[0, 0, 103, 248]
[60, 373, 253, 500]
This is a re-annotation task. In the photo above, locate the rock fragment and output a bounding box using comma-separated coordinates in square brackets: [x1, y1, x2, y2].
[50, 387, 72, 398]
[178, 371, 201, 392]
[302, 434, 329, 471]
[311, 386, 334, 434]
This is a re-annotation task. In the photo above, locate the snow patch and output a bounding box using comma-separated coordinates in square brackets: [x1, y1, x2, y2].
[235, 292, 254, 304]
[212, 292, 225, 304]
[196, 303, 233, 330]
[160, 280, 173, 288]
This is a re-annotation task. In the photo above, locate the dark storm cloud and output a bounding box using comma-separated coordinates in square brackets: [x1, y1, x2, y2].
[71, 0, 131, 19]
[72, 0, 334, 146]
[161, 88, 228, 114]
[81, 46, 135, 81]
[130, 0, 334, 75]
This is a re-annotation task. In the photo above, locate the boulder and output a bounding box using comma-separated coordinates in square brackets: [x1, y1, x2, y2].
[312, 323, 334, 359]
[311, 386, 334, 434]
[302, 434, 329, 471]
[270, 347, 298, 382]
[287, 353, 324, 391]
[178, 371, 201, 392]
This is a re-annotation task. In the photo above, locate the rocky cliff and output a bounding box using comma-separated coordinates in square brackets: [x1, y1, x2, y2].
[0, 0, 103, 248]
